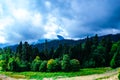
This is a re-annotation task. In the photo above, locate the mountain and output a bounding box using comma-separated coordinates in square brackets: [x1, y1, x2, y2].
[0, 43, 10, 48]
[3, 33, 120, 52]
[34, 39, 81, 51]
[32, 39, 51, 45]
[57, 35, 64, 40]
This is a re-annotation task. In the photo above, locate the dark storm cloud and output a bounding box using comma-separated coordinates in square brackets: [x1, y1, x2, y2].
[0, 0, 120, 43]
[60, 0, 120, 38]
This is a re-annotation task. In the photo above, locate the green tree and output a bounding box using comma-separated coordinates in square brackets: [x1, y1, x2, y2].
[44, 40, 49, 59]
[92, 45, 106, 67]
[53, 44, 63, 58]
[99, 37, 112, 66]
[39, 60, 47, 72]
[47, 59, 61, 72]
[49, 47, 54, 59]
[70, 43, 82, 61]
[61, 54, 70, 72]
[8, 57, 19, 71]
[31, 56, 41, 71]
[32, 47, 39, 61]
[110, 41, 120, 68]
[0, 60, 7, 71]
[22, 42, 32, 62]
[110, 42, 118, 61]
[70, 59, 80, 71]
[16, 41, 22, 58]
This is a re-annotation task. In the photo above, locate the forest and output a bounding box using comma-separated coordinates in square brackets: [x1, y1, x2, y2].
[0, 34, 120, 72]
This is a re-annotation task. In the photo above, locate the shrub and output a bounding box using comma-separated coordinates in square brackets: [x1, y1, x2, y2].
[110, 42, 120, 68]
[83, 59, 95, 68]
[31, 56, 41, 71]
[47, 59, 55, 72]
[8, 58, 19, 71]
[47, 59, 61, 72]
[39, 61, 47, 72]
[31, 61, 41, 71]
[0, 60, 7, 71]
[118, 73, 120, 80]
[61, 54, 71, 72]
[19, 61, 30, 72]
[70, 59, 80, 71]
[110, 56, 116, 68]
[54, 59, 61, 71]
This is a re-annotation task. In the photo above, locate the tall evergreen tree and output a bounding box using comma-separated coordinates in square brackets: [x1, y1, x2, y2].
[16, 41, 22, 58]
[83, 36, 92, 61]
[110, 41, 120, 68]
[53, 44, 63, 59]
[44, 40, 49, 59]
[22, 42, 31, 61]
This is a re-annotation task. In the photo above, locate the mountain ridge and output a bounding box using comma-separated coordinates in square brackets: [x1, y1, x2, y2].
[3, 33, 120, 52]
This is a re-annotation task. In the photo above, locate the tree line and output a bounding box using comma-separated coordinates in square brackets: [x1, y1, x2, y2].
[0, 34, 120, 72]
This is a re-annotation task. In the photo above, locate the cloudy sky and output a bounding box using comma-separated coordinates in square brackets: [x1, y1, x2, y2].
[0, 0, 120, 44]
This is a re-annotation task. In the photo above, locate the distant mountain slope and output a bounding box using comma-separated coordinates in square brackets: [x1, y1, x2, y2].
[5, 33, 120, 52]
[34, 33, 120, 51]
[34, 39, 82, 51]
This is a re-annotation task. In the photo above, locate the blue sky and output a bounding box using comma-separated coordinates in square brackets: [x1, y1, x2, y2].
[0, 0, 120, 44]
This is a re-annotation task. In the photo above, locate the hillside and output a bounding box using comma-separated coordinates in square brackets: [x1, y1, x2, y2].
[5, 33, 120, 52]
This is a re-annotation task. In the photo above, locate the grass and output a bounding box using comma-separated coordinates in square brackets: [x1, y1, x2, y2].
[0, 67, 112, 79]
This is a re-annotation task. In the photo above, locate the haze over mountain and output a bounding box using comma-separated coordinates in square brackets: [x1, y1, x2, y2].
[0, 0, 120, 45]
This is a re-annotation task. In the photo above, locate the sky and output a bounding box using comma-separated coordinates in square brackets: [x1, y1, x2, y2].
[0, 0, 120, 44]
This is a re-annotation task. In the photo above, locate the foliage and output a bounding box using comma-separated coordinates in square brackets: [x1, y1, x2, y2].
[31, 56, 41, 71]
[70, 59, 80, 71]
[110, 53, 117, 68]
[110, 41, 120, 68]
[0, 60, 7, 71]
[61, 54, 71, 72]
[39, 60, 47, 72]
[47, 59, 61, 72]
[7, 57, 19, 71]
[83, 59, 95, 68]
[92, 46, 106, 67]
[118, 73, 120, 80]
[0, 34, 119, 72]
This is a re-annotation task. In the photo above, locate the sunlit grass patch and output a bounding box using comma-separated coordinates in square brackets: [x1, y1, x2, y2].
[0, 67, 112, 79]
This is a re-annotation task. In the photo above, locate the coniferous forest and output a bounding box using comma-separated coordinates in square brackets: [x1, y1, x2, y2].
[0, 34, 120, 72]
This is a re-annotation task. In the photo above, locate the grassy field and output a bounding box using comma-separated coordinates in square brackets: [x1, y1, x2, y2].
[0, 67, 112, 79]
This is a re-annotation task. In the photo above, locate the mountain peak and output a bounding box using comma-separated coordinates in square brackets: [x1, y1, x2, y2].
[57, 35, 64, 40]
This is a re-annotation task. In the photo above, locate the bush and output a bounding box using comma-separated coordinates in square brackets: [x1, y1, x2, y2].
[118, 73, 120, 80]
[47, 59, 61, 72]
[47, 59, 55, 72]
[61, 54, 71, 72]
[110, 42, 120, 68]
[54, 59, 61, 71]
[110, 56, 116, 68]
[0, 60, 7, 71]
[39, 61, 47, 72]
[31, 61, 41, 71]
[8, 58, 19, 71]
[70, 59, 80, 71]
[83, 59, 95, 68]
[31, 56, 41, 71]
[19, 61, 30, 72]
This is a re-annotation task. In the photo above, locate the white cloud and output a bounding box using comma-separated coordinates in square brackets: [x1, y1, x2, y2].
[45, 1, 51, 9]
[12, 9, 31, 23]
[43, 14, 69, 39]
[0, 4, 3, 17]
[31, 12, 43, 27]
[97, 28, 120, 36]
[44, 14, 59, 39]
[0, 0, 120, 44]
